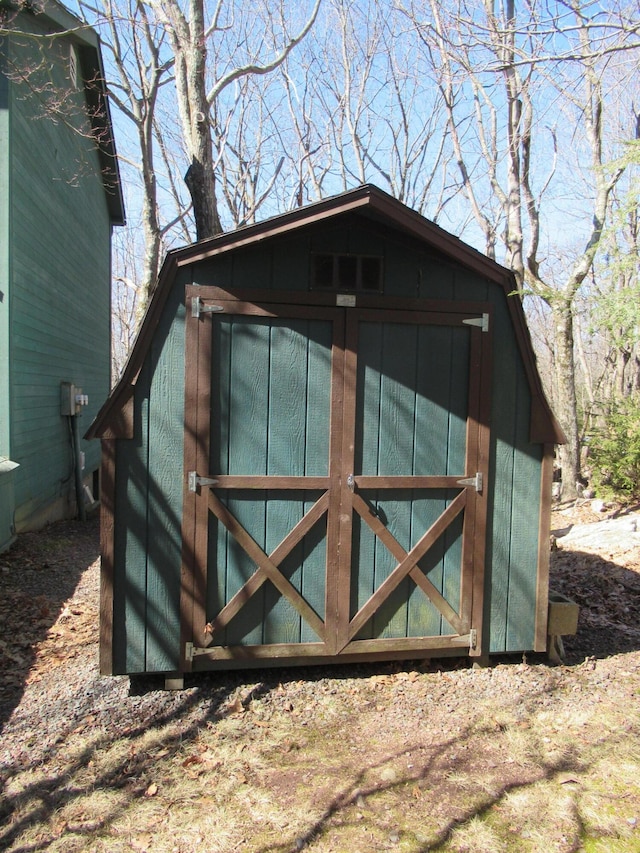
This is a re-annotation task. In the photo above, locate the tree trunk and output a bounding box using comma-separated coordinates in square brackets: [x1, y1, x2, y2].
[185, 159, 222, 241]
[140, 187, 162, 308]
[140, 142, 162, 305]
[501, 0, 525, 285]
[182, 0, 221, 241]
[554, 303, 581, 498]
[617, 349, 631, 397]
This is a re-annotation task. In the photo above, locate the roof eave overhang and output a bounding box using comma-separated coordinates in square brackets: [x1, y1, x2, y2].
[77, 39, 126, 225]
[5, 0, 126, 225]
[171, 185, 508, 286]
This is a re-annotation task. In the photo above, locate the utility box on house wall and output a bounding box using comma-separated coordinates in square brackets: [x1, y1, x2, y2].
[88, 186, 564, 678]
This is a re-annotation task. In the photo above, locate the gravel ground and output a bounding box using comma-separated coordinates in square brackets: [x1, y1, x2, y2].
[0, 503, 639, 852]
[1, 504, 639, 764]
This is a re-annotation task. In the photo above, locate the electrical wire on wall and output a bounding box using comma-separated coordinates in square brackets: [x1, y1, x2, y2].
[61, 382, 88, 522]
[69, 411, 86, 522]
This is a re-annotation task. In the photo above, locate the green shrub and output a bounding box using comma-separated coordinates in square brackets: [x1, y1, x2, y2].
[588, 399, 640, 499]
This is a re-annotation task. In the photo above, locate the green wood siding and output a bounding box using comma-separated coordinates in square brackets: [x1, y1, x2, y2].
[112, 279, 186, 674]
[0, 43, 14, 550]
[417, 257, 455, 301]
[0, 44, 10, 461]
[486, 288, 543, 653]
[352, 320, 470, 640]
[6, 16, 112, 529]
[113, 360, 150, 673]
[207, 314, 332, 646]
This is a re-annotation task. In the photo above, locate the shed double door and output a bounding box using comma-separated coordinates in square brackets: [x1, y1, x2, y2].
[181, 286, 491, 669]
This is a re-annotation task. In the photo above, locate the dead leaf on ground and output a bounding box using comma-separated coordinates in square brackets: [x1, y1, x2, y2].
[228, 696, 245, 714]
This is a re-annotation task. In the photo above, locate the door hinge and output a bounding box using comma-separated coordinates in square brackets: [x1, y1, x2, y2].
[456, 472, 483, 493]
[191, 296, 225, 318]
[469, 628, 477, 650]
[463, 313, 489, 332]
[188, 471, 219, 492]
[185, 641, 209, 660]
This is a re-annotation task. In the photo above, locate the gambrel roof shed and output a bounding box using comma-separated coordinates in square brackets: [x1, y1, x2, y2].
[89, 185, 563, 679]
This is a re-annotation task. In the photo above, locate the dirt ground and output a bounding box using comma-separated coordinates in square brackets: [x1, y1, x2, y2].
[0, 503, 639, 853]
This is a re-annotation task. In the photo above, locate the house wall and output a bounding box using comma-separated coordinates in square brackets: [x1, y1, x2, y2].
[109, 216, 547, 673]
[6, 15, 112, 531]
[0, 43, 15, 551]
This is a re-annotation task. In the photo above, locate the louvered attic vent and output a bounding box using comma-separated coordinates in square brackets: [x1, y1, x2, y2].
[312, 253, 383, 292]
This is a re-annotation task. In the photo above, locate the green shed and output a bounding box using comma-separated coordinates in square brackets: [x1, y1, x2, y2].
[88, 186, 564, 680]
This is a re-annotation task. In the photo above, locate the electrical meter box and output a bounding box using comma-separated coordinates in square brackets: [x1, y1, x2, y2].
[60, 382, 88, 416]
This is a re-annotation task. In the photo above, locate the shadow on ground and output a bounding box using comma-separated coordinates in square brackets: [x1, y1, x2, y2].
[1, 513, 639, 850]
[549, 544, 640, 663]
[0, 516, 100, 730]
[1, 661, 636, 852]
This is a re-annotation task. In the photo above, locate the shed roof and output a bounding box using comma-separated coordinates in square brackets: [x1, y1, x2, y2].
[88, 185, 563, 444]
[2, 0, 125, 225]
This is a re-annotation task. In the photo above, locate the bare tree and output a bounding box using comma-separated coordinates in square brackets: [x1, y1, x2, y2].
[543, 5, 640, 494]
[77, 0, 320, 317]
[80, 0, 187, 303]
[73, 0, 639, 447]
[402, 0, 639, 498]
[141, 0, 321, 240]
[590, 127, 640, 403]
[279, 0, 454, 216]
[213, 72, 288, 226]
[111, 234, 141, 379]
